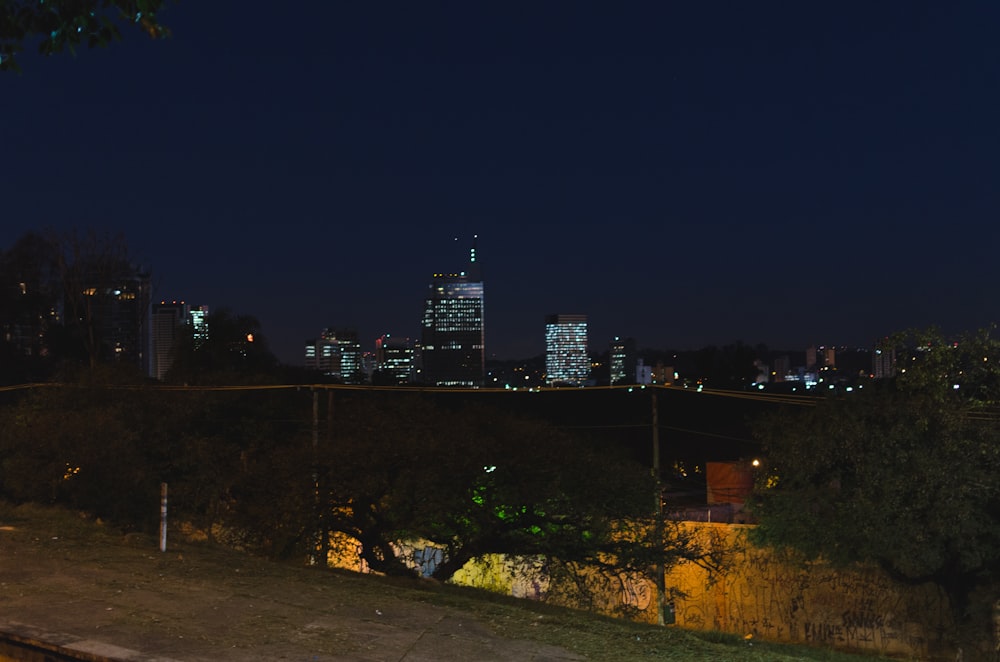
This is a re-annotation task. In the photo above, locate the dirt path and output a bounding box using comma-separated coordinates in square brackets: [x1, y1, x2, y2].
[0, 518, 582, 661]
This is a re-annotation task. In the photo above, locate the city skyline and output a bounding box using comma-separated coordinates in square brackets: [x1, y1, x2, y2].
[5, 3, 1000, 365]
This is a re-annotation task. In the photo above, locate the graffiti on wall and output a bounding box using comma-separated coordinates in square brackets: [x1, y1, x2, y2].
[324, 523, 951, 658]
[618, 572, 653, 611]
[667, 524, 948, 657]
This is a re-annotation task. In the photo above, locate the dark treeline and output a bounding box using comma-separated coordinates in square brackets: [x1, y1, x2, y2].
[0, 380, 721, 603]
[751, 327, 1000, 657]
[424, 386, 778, 485]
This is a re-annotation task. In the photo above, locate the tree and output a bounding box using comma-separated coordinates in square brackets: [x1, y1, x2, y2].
[53, 230, 151, 370]
[0, 232, 61, 382]
[298, 393, 704, 596]
[695, 341, 763, 389]
[750, 327, 1000, 651]
[0, 373, 308, 534]
[408, 406, 662, 582]
[165, 307, 278, 384]
[0, 0, 170, 72]
[0, 367, 170, 526]
[0, 230, 152, 377]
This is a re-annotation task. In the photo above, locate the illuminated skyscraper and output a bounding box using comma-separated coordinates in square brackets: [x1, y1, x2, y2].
[420, 239, 485, 386]
[375, 334, 415, 384]
[545, 314, 589, 386]
[305, 328, 363, 383]
[189, 305, 209, 349]
[609, 336, 637, 385]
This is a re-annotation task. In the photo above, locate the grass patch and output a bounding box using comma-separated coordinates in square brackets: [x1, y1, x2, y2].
[0, 501, 890, 662]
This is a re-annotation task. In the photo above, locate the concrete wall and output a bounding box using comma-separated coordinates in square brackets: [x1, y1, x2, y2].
[327, 523, 954, 658]
[662, 523, 950, 658]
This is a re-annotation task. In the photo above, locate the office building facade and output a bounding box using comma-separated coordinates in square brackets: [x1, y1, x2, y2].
[189, 305, 209, 349]
[609, 336, 637, 385]
[545, 314, 589, 386]
[420, 241, 485, 386]
[305, 328, 363, 383]
[374, 334, 415, 384]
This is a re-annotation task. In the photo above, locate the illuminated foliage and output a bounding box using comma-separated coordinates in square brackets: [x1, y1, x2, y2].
[239, 393, 680, 583]
[395, 405, 663, 582]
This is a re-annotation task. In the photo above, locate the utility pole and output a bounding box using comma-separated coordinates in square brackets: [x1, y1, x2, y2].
[652, 389, 660, 490]
[311, 388, 322, 566]
[321, 389, 333, 564]
[159, 482, 168, 553]
[652, 388, 667, 625]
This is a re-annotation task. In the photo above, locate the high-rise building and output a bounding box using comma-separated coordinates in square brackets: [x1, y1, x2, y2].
[305, 328, 363, 383]
[189, 305, 209, 349]
[609, 336, 637, 385]
[545, 314, 589, 386]
[374, 334, 415, 384]
[69, 269, 151, 373]
[873, 343, 896, 379]
[151, 301, 188, 380]
[419, 239, 485, 386]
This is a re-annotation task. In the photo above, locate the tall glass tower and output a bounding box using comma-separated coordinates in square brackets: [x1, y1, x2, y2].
[420, 239, 485, 386]
[545, 314, 589, 386]
[189, 305, 209, 349]
[609, 336, 637, 385]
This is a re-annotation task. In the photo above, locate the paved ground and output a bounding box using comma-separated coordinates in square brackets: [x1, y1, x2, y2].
[0, 520, 584, 662]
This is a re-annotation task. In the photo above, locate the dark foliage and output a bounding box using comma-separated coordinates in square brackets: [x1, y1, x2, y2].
[750, 327, 1000, 651]
[165, 307, 279, 385]
[0, 379, 696, 597]
[0, 0, 171, 71]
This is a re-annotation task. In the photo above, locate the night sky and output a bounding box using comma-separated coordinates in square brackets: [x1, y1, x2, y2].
[5, 2, 1000, 364]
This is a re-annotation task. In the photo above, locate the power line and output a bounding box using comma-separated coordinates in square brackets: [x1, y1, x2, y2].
[662, 426, 758, 445]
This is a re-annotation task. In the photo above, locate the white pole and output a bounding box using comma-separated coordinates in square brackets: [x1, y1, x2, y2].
[159, 482, 168, 552]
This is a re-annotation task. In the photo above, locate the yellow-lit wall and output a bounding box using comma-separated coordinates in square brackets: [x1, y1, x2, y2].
[326, 523, 953, 658]
[663, 523, 949, 658]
